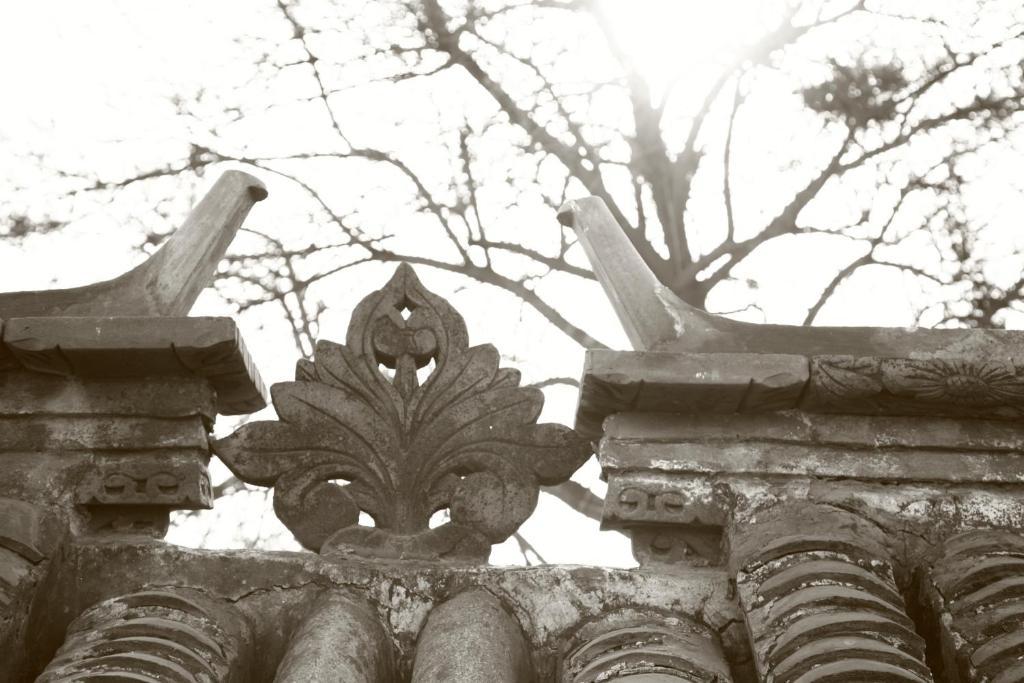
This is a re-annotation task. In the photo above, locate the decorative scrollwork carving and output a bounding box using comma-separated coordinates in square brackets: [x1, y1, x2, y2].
[214, 264, 590, 560]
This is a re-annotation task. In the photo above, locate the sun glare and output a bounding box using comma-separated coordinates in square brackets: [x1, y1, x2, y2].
[595, 0, 771, 100]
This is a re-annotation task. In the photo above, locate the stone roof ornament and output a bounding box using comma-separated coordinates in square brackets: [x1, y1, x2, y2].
[0, 170, 267, 318]
[557, 196, 1021, 357]
[214, 263, 591, 561]
[560, 196, 1024, 435]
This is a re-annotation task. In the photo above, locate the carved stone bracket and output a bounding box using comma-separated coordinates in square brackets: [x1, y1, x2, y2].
[215, 264, 590, 561]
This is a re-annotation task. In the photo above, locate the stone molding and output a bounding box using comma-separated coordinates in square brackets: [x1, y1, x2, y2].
[597, 410, 1024, 569]
[215, 264, 591, 561]
[0, 318, 264, 540]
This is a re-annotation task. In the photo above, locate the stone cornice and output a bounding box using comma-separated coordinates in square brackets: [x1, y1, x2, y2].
[577, 345, 1024, 438]
[0, 316, 266, 416]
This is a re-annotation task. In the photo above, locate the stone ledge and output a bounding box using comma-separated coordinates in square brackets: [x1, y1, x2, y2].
[601, 411, 1024, 484]
[577, 347, 1024, 437]
[0, 316, 266, 415]
[42, 540, 747, 680]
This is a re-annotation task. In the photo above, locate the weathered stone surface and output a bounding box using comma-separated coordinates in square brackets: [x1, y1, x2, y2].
[0, 170, 267, 319]
[731, 503, 932, 682]
[601, 411, 1024, 484]
[596, 411, 1024, 561]
[215, 264, 591, 560]
[604, 472, 732, 530]
[274, 591, 395, 682]
[36, 588, 253, 682]
[560, 195, 1024, 359]
[40, 539, 744, 682]
[0, 371, 217, 422]
[411, 589, 533, 682]
[0, 362, 227, 539]
[0, 499, 65, 681]
[1, 316, 265, 415]
[629, 525, 724, 569]
[921, 530, 1024, 682]
[561, 609, 734, 682]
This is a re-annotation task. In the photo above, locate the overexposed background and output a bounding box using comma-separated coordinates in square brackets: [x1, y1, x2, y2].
[2, 0, 1023, 566]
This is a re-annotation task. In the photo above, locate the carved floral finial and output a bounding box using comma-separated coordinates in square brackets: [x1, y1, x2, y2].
[214, 264, 590, 561]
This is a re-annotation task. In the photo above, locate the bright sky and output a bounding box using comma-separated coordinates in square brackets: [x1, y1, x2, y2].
[2, 0, 1023, 566]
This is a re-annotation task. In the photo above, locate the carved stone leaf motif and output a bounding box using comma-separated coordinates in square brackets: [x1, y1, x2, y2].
[811, 356, 883, 400]
[214, 264, 590, 560]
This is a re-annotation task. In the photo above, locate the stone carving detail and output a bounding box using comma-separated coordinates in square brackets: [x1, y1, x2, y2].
[77, 461, 213, 508]
[733, 505, 932, 682]
[562, 611, 733, 682]
[215, 264, 590, 560]
[37, 589, 251, 682]
[808, 356, 1024, 418]
[923, 530, 1024, 681]
[630, 526, 722, 568]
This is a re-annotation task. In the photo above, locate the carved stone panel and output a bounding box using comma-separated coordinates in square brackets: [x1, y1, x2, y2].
[76, 458, 213, 509]
[805, 355, 1024, 419]
[215, 264, 590, 561]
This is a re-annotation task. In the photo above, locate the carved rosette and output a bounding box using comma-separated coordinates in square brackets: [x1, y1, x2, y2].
[924, 530, 1024, 681]
[807, 356, 1024, 418]
[214, 264, 590, 560]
